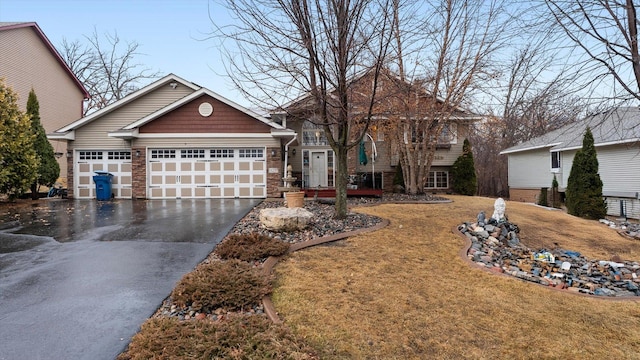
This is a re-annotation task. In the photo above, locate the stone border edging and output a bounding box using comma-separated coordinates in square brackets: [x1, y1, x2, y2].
[452, 225, 640, 301]
[261, 217, 391, 324]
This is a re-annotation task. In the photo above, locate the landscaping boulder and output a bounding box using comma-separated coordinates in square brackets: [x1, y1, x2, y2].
[259, 207, 314, 231]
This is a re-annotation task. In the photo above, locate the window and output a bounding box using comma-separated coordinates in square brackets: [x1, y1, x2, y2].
[438, 123, 457, 144]
[239, 148, 264, 158]
[210, 149, 234, 158]
[403, 122, 457, 145]
[370, 124, 384, 142]
[302, 120, 329, 146]
[426, 171, 449, 189]
[107, 151, 131, 160]
[181, 149, 205, 158]
[150, 150, 176, 159]
[551, 151, 561, 171]
[79, 151, 103, 160]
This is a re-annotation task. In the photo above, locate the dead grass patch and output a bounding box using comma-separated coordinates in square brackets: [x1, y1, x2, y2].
[272, 196, 640, 359]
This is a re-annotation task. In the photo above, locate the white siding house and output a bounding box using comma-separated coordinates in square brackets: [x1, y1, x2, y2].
[501, 107, 640, 219]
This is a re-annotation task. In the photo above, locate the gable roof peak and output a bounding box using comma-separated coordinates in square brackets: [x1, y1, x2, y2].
[1, 21, 89, 99]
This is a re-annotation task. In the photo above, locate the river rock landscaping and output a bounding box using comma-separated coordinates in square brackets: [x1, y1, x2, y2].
[460, 216, 640, 297]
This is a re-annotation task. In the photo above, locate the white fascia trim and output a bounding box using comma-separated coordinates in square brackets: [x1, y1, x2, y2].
[271, 130, 297, 137]
[135, 133, 276, 138]
[56, 74, 200, 132]
[108, 129, 139, 139]
[553, 137, 640, 152]
[500, 142, 562, 155]
[47, 131, 75, 140]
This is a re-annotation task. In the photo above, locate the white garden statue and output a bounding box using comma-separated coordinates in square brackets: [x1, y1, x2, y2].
[491, 197, 506, 222]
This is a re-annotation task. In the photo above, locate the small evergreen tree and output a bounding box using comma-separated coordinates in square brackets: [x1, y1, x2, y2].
[451, 138, 477, 195]
[0, 79, 38, 200]
[538, 188, 549, 207]
[551, 174, 561, 208]
[565, 127, 607, 219]
[27, 89, 59, 199]
[393, 160, 405, 192]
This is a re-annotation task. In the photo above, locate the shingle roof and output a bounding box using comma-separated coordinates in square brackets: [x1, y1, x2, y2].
[500, 107, 640, 154]
[0, 22, 28, 27]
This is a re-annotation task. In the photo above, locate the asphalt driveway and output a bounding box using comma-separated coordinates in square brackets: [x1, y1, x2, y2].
[0, 198, 260, 360]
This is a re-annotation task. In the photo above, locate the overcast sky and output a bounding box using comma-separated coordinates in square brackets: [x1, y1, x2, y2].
[0, 0, 251, 106]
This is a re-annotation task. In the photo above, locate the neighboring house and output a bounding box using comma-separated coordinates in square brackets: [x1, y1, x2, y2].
[271, 70, 480, 193]
[501, 107, 640, 219]
[48, 74, 294, 199]
[0, 22, 89, 185]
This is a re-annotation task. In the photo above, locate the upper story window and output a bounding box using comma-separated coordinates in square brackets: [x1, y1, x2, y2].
[302, 120, 329, 146]
[551, 151, 561, 172]
[438, 123, 457, 144]
[403, 122, 458, 145]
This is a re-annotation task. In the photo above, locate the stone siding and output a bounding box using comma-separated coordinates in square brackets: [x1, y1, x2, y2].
[266, 147, 283, 197]
[66, 149, 74, 198]
[131, 147, 147, 199]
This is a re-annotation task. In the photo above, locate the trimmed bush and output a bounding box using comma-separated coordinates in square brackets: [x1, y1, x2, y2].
[171, 259, 272, 312]
[393, 161, 404, 187]
[538, 188, 548, 207]
[216, 233, 290, 262]
[551, 174, 561, 208]
[118, 315, 318, 360]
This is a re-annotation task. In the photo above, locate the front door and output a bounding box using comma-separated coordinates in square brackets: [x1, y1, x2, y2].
[309, 151, 326, 187]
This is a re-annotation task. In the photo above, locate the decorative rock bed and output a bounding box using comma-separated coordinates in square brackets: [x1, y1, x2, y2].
[459, 218, 640, 297]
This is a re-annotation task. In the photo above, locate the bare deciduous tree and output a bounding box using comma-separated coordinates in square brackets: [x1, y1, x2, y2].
[60, 29, 161, 115]
[384, 0, 512, 195]
[471, 39, 588, 197]
[544, 0, 640, 103]
[212, 0, 394, 218]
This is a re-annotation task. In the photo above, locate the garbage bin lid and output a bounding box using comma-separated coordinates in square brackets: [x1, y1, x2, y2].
[94, 171, 113, 176]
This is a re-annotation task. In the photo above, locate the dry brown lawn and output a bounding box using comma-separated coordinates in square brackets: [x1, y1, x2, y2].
[272, 196, 640, 359]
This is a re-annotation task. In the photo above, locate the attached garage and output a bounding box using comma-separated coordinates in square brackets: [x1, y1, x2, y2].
[147, 147, 266, 199]
[49, 74, 295, 200]
[74, 150, 132, 199]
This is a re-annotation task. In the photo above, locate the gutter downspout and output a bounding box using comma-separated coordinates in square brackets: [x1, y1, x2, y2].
[283, 134, 297, 182]
[365, 133, 378, 189]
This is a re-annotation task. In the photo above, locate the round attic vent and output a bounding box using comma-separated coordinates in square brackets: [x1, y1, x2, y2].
[198, 102, 213, 117]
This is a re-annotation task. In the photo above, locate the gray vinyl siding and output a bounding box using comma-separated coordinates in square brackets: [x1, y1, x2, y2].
[598, 144, 640, 196]
[605, 197, 640, 219]
[507, 147, 554, 188]
[70, 85, 194, 149]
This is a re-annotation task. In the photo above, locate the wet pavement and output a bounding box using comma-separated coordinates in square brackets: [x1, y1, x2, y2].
[0, 198, 260, 360]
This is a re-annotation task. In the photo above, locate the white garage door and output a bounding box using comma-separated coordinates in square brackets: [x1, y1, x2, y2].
[75, 150, 132, 199]
[147, 148, 266, 199]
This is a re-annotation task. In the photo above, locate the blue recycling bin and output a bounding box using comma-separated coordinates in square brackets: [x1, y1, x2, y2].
[93, 171, 113, 200]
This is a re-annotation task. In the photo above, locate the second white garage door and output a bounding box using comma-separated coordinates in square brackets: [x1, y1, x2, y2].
[147, 148, 266, 199]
